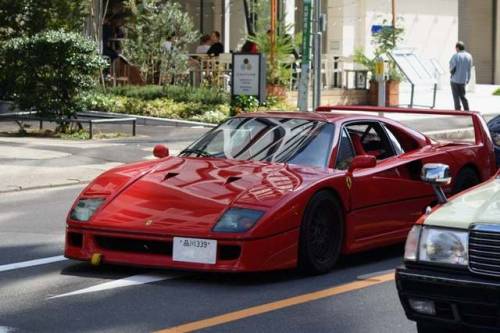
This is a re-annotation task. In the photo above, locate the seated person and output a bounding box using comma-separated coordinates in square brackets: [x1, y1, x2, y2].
[207, 31, 224, 56]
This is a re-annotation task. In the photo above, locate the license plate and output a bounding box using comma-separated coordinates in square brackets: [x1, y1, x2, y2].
[172, 237, 217, 264]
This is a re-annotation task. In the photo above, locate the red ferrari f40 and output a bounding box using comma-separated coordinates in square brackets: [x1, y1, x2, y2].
[65, 107, 496, 274]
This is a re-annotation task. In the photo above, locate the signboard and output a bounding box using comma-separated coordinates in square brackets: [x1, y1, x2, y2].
[231, 53, 266, 103]
[371, 25, 393, 35]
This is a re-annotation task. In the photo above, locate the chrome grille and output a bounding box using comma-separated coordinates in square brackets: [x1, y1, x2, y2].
[469, 225, 500, 277]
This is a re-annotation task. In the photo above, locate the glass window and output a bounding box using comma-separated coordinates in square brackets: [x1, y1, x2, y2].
[335, 129, 355, 170]
[346, 122, 395, 160]
[180, 117, 335, 168]
[384, 125, 405, 155]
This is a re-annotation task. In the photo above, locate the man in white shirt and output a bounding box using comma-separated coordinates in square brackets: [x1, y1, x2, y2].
[449, 41, 473, 111]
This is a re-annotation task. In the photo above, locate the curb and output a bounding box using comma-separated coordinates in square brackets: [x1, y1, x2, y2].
[0, 180, 90, 195]
[79, 111, 216, 128]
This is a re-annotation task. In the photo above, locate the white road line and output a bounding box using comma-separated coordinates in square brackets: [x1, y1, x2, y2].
[49, 272, 183, 299]
[0, 326, 14, 333]
[0, 255, 67, 273]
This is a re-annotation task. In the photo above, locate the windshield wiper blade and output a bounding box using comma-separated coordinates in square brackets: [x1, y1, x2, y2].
[180, 149, 216, 157]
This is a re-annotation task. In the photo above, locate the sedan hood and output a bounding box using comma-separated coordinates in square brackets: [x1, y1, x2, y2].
[425, 177, 500, 229]
[90, 157, 307, 235]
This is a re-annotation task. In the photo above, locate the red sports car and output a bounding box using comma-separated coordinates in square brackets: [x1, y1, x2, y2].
[65, 107, 496, 274]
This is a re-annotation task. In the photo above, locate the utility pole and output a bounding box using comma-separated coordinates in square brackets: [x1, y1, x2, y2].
[392, 0, 396, 45]
[297, 0, 312, 111]
[270, 0, 277, 72]
[312, 0, 322, 111]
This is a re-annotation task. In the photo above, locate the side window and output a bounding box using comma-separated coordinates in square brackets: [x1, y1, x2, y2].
[383, 125, 405, 155]
[345, 122, 395, 160]
[335, 128, 355, 170]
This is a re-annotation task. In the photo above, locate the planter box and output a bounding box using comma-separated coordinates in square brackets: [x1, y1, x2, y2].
[368, 81, 400, 107]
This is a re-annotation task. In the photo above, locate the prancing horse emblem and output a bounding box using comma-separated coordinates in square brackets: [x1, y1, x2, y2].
[145, 219, 153, 226]
[346, 176, 352, 190]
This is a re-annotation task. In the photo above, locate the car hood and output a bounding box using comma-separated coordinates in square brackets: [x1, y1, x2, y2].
[424, 177, 500, 229]
[90, 157, 312, 235]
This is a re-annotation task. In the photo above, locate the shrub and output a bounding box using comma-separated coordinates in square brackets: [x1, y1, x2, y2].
[83, 92, 230, 124]
[494, 88, 500, 96]
[124, 0, 198, 84]
[0, 0, 88, 40]
[0, 30, 106, 128]
[106, 85, 230, 105]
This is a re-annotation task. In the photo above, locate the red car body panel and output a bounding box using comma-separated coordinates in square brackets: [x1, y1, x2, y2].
[65, 107, 497, 272]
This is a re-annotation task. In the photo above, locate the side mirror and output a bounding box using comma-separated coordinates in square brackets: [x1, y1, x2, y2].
[348, 155, 377, 174]
[421, 163, 451, 186]
[421, 163, 451, 204]
[153, 144, 169, 158]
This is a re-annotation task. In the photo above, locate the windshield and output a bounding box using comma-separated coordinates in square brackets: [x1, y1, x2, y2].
[180, 117, 335, 168]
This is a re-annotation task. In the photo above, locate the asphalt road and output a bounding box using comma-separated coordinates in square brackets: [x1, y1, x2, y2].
[0, 185, 417, 333]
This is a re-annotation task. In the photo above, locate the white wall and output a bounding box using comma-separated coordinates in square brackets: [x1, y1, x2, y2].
[363, 0, 458, 80]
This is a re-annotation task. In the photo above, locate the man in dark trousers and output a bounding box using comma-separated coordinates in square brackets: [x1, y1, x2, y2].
[449, 41, 473, 111]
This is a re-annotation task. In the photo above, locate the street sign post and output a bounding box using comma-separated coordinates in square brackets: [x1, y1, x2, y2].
[297, 0, 312, 111]
[231, 53, 267, 103]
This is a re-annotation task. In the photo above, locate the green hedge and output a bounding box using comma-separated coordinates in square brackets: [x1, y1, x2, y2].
[83, 91, 230, 124]
[106, 85, 230, 105]
[494, 88, 500, 96]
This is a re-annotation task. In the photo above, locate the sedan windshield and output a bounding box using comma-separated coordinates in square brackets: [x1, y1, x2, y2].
[180, 117, 335, 168]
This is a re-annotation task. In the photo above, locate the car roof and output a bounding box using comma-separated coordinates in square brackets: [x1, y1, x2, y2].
[237, 111, 398, 124]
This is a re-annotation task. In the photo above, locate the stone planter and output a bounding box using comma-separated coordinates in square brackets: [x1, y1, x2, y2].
[266, 84, 287, 100]
[367, 80, 400, 107]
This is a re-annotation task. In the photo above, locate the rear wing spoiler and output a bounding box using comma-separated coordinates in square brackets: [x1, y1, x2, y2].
[316, 105, 493, 147]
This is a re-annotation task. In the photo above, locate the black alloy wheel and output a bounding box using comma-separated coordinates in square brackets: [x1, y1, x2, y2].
[298, 191, 344, 275]
[452, 167, 480, 194]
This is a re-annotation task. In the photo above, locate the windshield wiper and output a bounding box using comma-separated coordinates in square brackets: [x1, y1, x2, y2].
[180, 149, 216, 157]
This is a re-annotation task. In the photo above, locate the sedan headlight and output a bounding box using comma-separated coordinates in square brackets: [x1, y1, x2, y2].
[70, 198, 106, 222]
[418, 227, 468, 266]
[213, 208, 265, 233]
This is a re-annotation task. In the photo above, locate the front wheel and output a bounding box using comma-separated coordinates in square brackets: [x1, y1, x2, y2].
[298, 191, 344, 275]
[452, 167, 480, 194]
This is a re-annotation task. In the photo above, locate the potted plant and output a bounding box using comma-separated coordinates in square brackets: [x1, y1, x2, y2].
[353, 21, 404, 106]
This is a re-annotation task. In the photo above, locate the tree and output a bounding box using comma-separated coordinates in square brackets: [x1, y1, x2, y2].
[0, 30, 106, 132]
[123, 0, 198, 85]
[0, 0, 89, 40]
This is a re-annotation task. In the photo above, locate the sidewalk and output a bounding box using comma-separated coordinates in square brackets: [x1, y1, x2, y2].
[0, 125, 207, 193]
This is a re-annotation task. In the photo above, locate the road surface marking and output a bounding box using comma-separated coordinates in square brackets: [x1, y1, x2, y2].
[0, 255, 67, 273]
[357, 268, 395, 280]
[49, 272, 183, 299]
[156, 271, 395, 333]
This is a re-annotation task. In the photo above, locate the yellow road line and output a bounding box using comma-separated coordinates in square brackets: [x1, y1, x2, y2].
[156, 271, 395, 333]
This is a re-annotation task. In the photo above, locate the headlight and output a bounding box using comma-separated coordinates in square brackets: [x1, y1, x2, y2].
[419, 227, 468, 266]
[70, 198, 106, 222]
[404, 225, 422, 261]
[213, 208, 265, 233]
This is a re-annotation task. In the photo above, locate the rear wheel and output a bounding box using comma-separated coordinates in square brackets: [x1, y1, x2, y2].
[298, 191, 344, 275]
[452, 167, 480, 194]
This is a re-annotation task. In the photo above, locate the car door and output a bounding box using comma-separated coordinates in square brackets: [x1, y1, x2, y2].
[337, 121, 435, 244]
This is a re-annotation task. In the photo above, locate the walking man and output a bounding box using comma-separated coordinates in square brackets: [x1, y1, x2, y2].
[449, 41, 473, 111]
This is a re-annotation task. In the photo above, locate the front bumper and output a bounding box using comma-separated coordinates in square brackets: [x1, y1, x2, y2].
[64, 225, 299, 272]
[396, 265, 500, 331]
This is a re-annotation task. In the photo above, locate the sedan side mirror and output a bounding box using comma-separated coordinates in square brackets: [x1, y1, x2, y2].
[421, 163, 451, 204]
[153, 144, 169, 158]
[348, 155, 377, 174]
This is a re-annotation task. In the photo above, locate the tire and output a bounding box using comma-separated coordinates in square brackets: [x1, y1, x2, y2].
[452, 167, 480, 194]
[416, 321, 462, 333]
[298, 191, 344, 275]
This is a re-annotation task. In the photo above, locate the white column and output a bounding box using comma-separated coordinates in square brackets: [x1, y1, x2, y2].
[224, 0, 230, 52]
[495, 0, 500, 83]
[284, 0, 296, 35]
